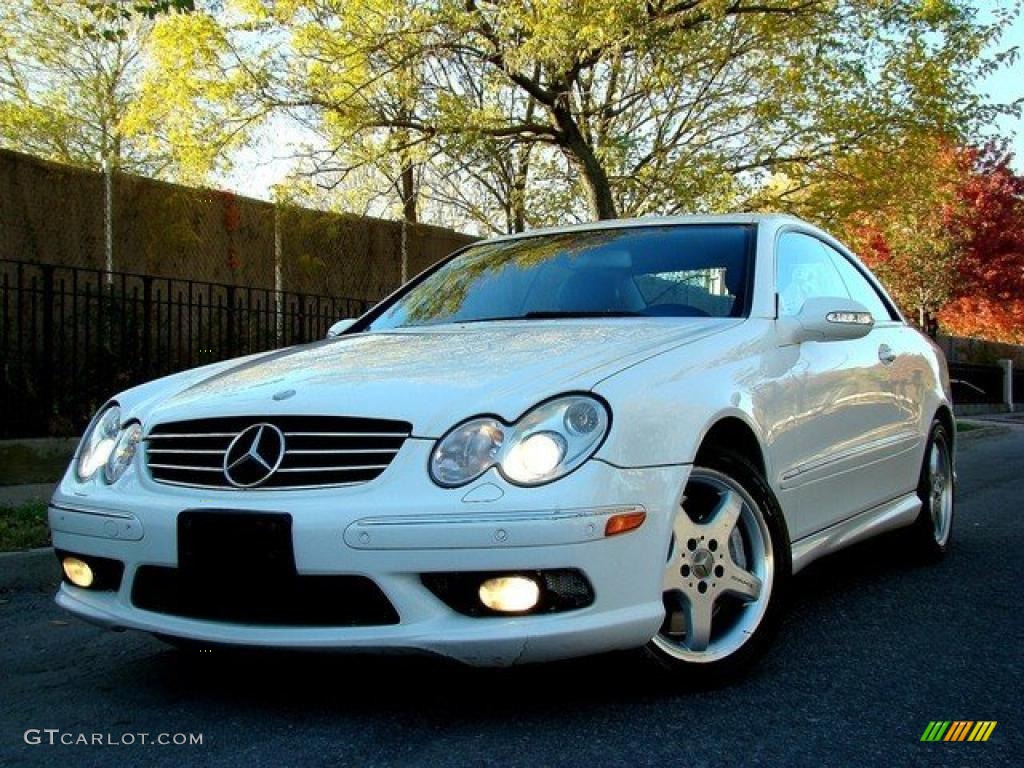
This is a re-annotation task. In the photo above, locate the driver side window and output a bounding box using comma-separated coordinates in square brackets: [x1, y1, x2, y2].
[776, 232, 849, 317]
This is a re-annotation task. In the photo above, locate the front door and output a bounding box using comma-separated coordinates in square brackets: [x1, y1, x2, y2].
[770, 231, 912, 540]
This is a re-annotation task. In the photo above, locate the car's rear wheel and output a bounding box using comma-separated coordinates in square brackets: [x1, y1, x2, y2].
[645, 451, 790, 681]
[908, 420, 954, 560]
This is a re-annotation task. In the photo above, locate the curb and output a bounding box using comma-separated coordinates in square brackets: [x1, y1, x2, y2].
[0, 547, 60, 591]
[957, 423, 1011, 442]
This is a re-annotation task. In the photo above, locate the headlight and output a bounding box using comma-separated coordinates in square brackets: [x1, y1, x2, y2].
[105, 421, 142, 483]
[430, 417, 506, 487]
[77, 405, 122, 481]
[430, 395, 610, 488]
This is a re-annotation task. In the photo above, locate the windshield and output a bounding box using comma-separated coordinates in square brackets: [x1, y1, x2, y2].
[366, 224, 753, 331]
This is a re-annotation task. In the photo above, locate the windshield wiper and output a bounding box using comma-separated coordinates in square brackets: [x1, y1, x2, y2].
[450, 316, 531, 324]
[521, 310, 645, 319]
[438, 310, 645, 326]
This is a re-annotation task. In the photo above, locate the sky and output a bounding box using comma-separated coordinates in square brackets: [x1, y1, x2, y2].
[222, 6, 1024, 203]
[979, 8, 1024, 169]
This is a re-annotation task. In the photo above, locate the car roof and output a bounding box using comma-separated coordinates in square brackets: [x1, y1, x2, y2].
[484, 213, 803, 244]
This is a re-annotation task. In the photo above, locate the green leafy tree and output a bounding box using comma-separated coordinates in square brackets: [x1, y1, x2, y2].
[189, 0, 1011, 225]
[121, 8, 261, 183]
[0, 0, 227, 180]
[0, 0, 148, 171]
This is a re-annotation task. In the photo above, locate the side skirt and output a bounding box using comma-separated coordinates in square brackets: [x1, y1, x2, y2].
[790, 493, 922, 574]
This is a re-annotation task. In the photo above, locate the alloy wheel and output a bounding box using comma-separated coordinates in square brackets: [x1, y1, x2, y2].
[653, 469, 774, 663]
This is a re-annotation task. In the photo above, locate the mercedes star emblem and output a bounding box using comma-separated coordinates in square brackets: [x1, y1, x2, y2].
[222, 423, 286, 488]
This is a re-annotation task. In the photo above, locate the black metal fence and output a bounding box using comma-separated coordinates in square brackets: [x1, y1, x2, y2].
[948, 361, 1006, 405]
[0, 259, 373, 438]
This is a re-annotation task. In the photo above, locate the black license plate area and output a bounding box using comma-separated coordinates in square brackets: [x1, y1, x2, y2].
[178, 511, 295, 581]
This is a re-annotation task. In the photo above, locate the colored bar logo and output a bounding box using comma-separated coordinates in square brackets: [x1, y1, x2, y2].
[921, 721, 997, 742]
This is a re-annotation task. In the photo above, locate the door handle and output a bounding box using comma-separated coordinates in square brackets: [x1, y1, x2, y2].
[878, 344, 897, 365]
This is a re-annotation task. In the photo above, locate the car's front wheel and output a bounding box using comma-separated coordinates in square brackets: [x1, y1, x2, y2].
[645, 451, 790, 680]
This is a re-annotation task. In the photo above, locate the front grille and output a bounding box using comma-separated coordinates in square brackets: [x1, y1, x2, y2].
[132, 566, 400, 626]
[145, 415, 411, 490]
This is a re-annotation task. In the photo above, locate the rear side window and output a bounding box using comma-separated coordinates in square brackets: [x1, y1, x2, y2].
[822, 244, 899, 322]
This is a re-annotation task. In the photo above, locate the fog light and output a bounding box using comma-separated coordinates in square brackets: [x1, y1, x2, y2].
[478, 575, 541, 613]
[62, 556, 94, 588]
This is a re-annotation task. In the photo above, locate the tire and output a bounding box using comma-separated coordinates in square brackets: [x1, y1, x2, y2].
[644, 449, 791, 682]
[908, 419, 955, 561]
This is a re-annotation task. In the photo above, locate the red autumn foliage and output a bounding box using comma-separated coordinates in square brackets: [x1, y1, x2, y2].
[937, 145, 1024, 343]
[940, 295, 1024, 343]
[846, 142, 1024, 343]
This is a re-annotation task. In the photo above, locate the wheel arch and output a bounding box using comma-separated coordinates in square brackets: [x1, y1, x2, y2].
[933, 403, 955, 451]
[932, 404, 956, 484]
[693, 413, 767, 480]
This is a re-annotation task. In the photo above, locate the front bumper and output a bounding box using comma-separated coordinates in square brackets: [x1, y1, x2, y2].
[50, 439, 688, 666]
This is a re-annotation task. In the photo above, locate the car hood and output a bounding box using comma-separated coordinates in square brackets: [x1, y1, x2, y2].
[126, 319, 740, 436]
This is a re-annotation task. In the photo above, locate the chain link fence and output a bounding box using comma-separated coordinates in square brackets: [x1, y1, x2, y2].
[0, 148, 475, 299]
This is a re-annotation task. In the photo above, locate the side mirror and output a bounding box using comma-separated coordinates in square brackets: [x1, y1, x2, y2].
[326, 318, 357, 338]
[779, 296, 874, 345]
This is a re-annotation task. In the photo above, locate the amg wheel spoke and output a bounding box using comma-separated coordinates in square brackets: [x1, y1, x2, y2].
[711, 489, 743, 537]
[672, 508, 697, 546]
[722, 566, 762, 602]
[685, 594, 714, 652]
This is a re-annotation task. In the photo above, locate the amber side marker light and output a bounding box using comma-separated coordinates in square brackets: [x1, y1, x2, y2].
[605, 509, 647, 537]
[62, 556, 94, 588]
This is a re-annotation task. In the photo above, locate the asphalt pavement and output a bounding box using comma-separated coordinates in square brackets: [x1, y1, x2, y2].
[1, 425, 1021, 767]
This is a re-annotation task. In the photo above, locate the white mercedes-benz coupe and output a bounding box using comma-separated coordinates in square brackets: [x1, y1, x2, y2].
[50, 214, 955, 678]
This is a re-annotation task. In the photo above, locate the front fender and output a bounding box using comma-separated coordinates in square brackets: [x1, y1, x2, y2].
[592, 321, 773, 471]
